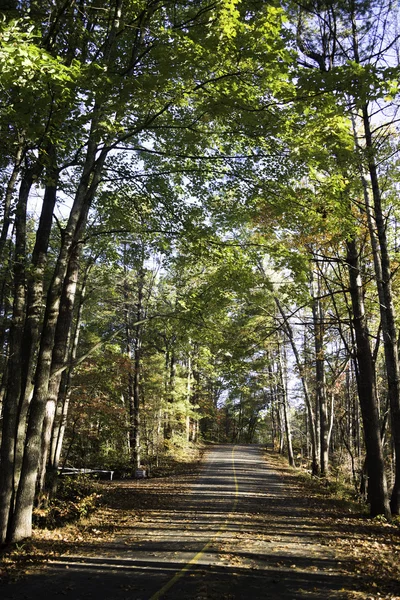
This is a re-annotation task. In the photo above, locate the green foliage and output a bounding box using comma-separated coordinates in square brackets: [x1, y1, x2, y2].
[0, 17, 83, 154]
[0, 19, 80, 86]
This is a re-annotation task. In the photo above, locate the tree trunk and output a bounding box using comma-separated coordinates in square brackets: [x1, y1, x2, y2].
[362, 110, 400, 515]
[8, 126, 106, 542]
[346, 237, 391, 518]
[164, 339, 177, 440]
[49, 260, 87, 479]
[131, 266, 144, 472]
[38, 243, 81, 496]
[186, 350, 192, 442]
[311, 274, 329, 476]
[17, 156, 59, 498]
[278, 341, 295, 467]
[0, 144, 24, 349]
[0, 165, 35, 544]
[275, 297, 319, 474]
[350, 5, 400, 515]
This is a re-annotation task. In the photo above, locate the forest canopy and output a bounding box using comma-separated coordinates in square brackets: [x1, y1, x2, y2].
[0, 0, 400, 543]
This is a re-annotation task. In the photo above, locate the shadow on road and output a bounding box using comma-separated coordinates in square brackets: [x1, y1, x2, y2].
[1, 445, 394, 599]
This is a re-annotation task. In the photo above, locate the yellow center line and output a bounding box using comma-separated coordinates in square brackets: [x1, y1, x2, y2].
[148, 446, 238, 600]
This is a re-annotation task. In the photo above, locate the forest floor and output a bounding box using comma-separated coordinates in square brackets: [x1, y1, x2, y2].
[0, 445, 399, 600]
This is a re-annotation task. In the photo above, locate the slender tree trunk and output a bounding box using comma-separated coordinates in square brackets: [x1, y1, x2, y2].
[327, 392, 335, 451]
[8, 129, 106, 542]
[312, 274, 329, 476]
[19, 152, 58, 406]
[49, 258, 88, 483]
[346, 237, 391, 518]
[268, 361, 277, 450]
[164, 338, 177, 440]
[124, 249, 144, 474]
[0, 166, 35, 544]
[350, 6, 400, 515]
[275, 298, 319, 474]
[362, 111, 400, 515]
[0, 239, 14, 406]
[0, 145, 24, 354]
[0, 144, 23, 262]
[38, 243, 80, 496]
[131, 267, 144, 472]
[16, 157, 59, 498]
[274, 365, 285, 454]
[186, 350, 192, 442]
[278, 341, 295, 467]
[191, 360, 200, 443]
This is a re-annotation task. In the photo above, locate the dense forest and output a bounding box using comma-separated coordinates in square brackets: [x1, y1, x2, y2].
[0, 0, 400, 544]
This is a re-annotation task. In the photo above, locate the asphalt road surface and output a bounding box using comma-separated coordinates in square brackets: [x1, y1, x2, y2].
[1, 445, 358, 599]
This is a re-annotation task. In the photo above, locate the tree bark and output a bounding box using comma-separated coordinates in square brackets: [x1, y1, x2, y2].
[0, 144, 23, 262]
[38, 242, 81, 496]
[131, 266, 144, 472]
[15, 155, 59, 499]
[186, 349, 192, 442]
[348, 2, 400, 515]
[278, 340, 295, 467]
[164, 337, 177, 440]
[49, 265, 86, 483]
[275, 297, 319, 474]
[123, 245, 145, 474]
[311, 274, 329, 476]
[361, 110, 400, 515]
[8, 121, 106, 542]
[0, 145, 24, 352]
[346, 237, 391, 518]
[0, 165, 35, 544]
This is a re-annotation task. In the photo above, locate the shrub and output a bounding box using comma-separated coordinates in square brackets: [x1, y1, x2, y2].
[33, 475, 102, 529]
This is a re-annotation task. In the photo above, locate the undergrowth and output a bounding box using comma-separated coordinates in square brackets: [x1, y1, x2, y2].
[276, 451, 400, 526]
[33, 475, 103, 529]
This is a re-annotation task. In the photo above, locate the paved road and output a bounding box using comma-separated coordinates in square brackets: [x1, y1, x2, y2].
[1, 446, 358, 599]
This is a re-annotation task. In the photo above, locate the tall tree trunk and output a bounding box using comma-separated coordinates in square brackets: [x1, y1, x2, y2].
[49, 254, 89, 473]
[49, 268, 85, 482]
[19, 150, 58, 406]
[164, 338, 177, 440]
[124, 248, 144, 474]
[191, 359, 200, 443]
[0, 144, 24, 343]
[312, 274, 329, 476]
[327, 392, 335, 452]
[273, 364, 285, 454]
[131, 266, 144, 472]
[0, 239, 13, 407]
[346, 237, 391, 518]
[350, 4, 400, 515]
[362, 112, 400, 515]
[169, 350, 177, 432]
[278, 340, 295, 467]
[38, 243, 81, 496]
[15, 155, 59, 499]
[186, 350, 192, 442]
[0, 144, 23, 262]
[8, 128, 106, 542]
[275, 298, 319, 474]
[0, 165, 35, 544]
[267, 360, 277, 450]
